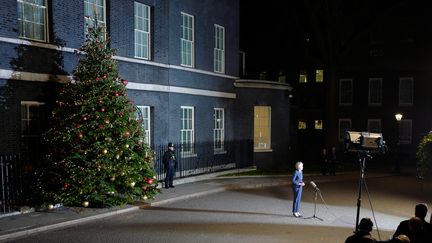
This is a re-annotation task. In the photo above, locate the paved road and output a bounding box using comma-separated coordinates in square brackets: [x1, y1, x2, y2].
[7, 173, 432, 243]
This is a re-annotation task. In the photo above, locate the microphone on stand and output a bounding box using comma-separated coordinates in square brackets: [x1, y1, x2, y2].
[310, 181, 320, 191]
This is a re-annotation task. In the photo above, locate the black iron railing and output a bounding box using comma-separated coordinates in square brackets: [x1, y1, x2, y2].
[153, 139, 253, 181]
[0, 140, 253, 213]
[0, 154, 22, 214]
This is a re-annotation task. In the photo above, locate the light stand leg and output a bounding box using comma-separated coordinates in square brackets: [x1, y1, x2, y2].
[355, 155, 366, 233]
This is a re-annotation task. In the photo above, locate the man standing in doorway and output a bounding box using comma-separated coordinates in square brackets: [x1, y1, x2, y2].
[163, 142, 178, 189]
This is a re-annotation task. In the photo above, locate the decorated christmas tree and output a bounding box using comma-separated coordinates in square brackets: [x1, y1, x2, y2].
[38, 25, 158, 207]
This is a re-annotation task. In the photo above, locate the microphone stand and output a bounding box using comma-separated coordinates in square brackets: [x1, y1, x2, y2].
[305, 186, 324, 221]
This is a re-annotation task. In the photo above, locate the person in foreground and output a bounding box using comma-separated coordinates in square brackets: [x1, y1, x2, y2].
[393, 203, 431, 243]
[345, 217, 377, 243]
[291, 161, 305, 217]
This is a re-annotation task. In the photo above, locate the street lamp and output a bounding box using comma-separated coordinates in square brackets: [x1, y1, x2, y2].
[394, 113, 403, 174]
[395, 113, 403, 122]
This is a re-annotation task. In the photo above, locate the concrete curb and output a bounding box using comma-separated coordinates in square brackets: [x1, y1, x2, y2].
[0, 206, 140, 242]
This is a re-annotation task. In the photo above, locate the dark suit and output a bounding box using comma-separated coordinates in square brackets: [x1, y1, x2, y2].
[162, 149, 177, 188]
[393, 218, 430, 243]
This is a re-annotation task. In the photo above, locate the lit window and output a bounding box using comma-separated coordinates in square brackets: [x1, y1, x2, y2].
[214, 25, 225, 73]
[136, 106, 151, 146]
[298, 120, 307, 130]
[134, 2, 151, 60]
[84, 0, 106, 39]
[254, 106, 271, 150]
[299, 71, 307, 83]
[214, 108, 225, 152]
[316, 69, 324, 82]
[314, 120, 323, 130]
[17, 0, 48, 42]
[181, 106, 195, 155]
[181, 13, 194, 67]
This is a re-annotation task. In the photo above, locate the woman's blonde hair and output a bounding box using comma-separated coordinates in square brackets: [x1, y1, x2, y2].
[295, 161, 303, 169]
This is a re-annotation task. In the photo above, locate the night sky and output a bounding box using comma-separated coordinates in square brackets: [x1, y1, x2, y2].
[239, 0, 430, 77]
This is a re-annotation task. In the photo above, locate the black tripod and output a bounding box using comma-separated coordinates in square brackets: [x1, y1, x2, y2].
[355, 151, 371, 232]
[305, 184, 324, 221]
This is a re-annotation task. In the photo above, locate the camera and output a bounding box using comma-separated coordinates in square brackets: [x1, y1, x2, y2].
[344, 131, 387, 154]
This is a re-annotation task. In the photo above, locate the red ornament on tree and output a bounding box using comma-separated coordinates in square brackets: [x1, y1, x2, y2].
[121, 79, 128, 85]
[103, 74, 107, 79]
[76, 123, 81, 128]
[100, 108, 105, 112]
[63, 183, 69, 189]
[114, 92, 119, 97]
[147, 179, 153, 185]
[96, 77, 99, 81]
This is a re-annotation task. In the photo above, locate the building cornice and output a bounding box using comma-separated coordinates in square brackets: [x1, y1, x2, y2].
[0, 69, 236, 99]
[0, 37, 239, 80]
[234, 79, 292, 91]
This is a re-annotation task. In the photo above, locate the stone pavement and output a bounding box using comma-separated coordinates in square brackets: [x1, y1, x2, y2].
[0, 170, 416, 242]
[0, 169, 291, 242]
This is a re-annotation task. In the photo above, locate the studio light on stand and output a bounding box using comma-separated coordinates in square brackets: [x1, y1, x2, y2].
[344, 131, 387, 233]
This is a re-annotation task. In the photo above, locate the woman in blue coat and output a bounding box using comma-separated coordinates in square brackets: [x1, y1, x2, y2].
[292, 161, 305, 217]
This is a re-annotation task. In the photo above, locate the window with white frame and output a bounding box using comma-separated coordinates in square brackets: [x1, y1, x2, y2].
[214, 108, 225, 151]
[134, 2, 151, 59]
[214, 25, 225, 73]
[136, 106, 151, 146]
[398, 119, 412, 144]
[367, 119, 381, 133]
[21, 101, 46, 136]
[368, 78, 382, 106]
[316, 69, 324, 83]
[17, 0, 48, 42]
[84, 0, 106, 38]
[338, 119, 352, 141]
[399, 77, 413, 106]
[21, 101, 46, 154]
[181, 106, 194, 154]
[181, 12, 194, 67]
[254, 106, 271, 150]
[339, 79, 353, 105]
